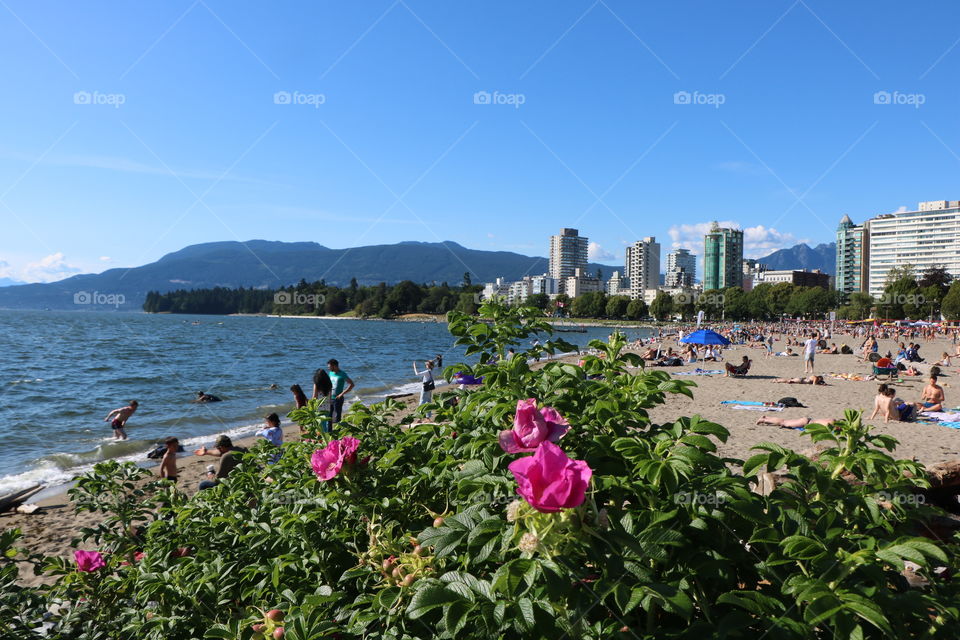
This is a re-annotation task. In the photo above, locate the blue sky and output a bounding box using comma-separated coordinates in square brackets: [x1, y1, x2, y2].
[1, 0, 959, 283]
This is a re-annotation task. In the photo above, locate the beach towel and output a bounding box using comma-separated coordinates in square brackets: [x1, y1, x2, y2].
[721, 400, 768, 406]
[730, 404, 783, 412]
[919, 412, 960, 422]
[937, 422, 960, 429]
[675, 369, 723, 376]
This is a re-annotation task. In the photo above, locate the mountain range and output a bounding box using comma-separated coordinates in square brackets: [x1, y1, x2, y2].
[756, 242, 836, 274]
[0, 240, 609, 310]
[0, 239, 837, 311]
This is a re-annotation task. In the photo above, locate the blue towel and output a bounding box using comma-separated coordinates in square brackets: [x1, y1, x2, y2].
[720, 400, 766, 406]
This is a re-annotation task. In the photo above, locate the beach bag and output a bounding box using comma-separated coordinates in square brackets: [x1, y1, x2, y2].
[778, 397, 805, 408]
[423, 375, 435, 392]
[840, 345, 853, 354]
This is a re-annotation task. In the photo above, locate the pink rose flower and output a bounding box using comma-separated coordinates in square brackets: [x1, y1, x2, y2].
[499, 399, 569, 454]
[311, 437, 361, 481]
[74, 550, 106, 572]
[508, 441, 592, 513]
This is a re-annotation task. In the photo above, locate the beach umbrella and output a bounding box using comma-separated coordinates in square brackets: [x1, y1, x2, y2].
[679, 329, 731, 346]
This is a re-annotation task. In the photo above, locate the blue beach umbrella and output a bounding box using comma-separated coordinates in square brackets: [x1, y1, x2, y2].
[679, 329, 731, 346]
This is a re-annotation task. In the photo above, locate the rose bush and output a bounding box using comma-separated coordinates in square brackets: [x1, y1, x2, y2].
[2, 302, 959, 639]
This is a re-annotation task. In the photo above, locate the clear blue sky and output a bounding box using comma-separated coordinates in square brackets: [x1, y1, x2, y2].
[2, 0, 959, 282]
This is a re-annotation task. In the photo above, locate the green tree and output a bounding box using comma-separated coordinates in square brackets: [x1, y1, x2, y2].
[722, 287, 749, 320]
[942, 280, 960, 321]
[527, 293, 550, 310]
[650, 291, 673, 320]
[571, 291, 606, 318]
[626, 297, 648, 320]
[462, 272, 472, 287]
[696, 289, 725, 321]
[849, 292, 874, 320]
[553, 293, 571, 317]
[605, 295, 630, 319]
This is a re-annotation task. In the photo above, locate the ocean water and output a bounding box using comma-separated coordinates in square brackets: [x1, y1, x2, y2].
[0, 310, 648, 494]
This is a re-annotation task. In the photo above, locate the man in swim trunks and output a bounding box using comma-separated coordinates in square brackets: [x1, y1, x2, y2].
[915, 374, 946, 413]
[104, 400, 138, 440]
[159, 437, 179, 483]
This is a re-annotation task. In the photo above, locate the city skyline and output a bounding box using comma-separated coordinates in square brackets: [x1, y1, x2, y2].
[3, 2, 960, 284]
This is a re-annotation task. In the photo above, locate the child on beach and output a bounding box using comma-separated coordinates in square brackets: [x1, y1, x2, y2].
[256, 413, 283, 463]
[104, 400, 138, 440]
[159, 437, 179, 483]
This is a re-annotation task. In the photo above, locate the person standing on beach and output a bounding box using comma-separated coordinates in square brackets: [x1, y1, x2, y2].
[159, 437, 179, 483]
[327, 359, 355, 426]
[104, 400, 138, 440]
[312, 368, 334, 431]
[803, 333, 817, 374]
[255, 413, 284, 463]
[413, 360, 435, 419]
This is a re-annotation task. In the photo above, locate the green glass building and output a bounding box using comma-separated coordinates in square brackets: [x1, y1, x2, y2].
[703, 223, 744, 290]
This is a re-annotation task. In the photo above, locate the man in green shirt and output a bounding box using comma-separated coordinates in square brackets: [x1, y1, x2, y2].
[327, 358, 355, 426]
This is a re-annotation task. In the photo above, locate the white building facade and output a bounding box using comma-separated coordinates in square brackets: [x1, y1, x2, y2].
[866, 201, 960, 297]
[625, 237, 661, 299]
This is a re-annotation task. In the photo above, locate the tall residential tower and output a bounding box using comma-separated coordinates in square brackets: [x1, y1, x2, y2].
[835, 214, 868, 301]
[625, 237, 661, 299]
[665, 248, 696, 287]
[549, 228, 588, 292]
[703, 223, 743, 290]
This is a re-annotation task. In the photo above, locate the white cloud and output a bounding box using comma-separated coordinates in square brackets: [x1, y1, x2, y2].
[20, 253, 84, 283]
[588, 241, 616, 262]
[0, 260, 12, 278]
[668, 221, 802, 260]
[99, 256, 112, 262]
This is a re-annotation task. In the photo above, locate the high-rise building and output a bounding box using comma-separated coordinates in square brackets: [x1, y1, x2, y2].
[866, 201, 960, 297]
[835, 214, 869, 301]
[625, 237, 661, 299]
[549, 228, 588, 292]
[703, 223, 743, 290]
[665, 248, 695, 287]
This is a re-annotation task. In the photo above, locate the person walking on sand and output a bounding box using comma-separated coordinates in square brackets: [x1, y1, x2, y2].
[104, 400, 138, 440]
[327, 359, 355, 426]
[413, 359, 435, 419]
[159, 437, 179, 483]
[803, 333, 817, 374]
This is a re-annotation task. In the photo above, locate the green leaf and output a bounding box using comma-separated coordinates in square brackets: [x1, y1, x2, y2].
[407, 584, 462, 619]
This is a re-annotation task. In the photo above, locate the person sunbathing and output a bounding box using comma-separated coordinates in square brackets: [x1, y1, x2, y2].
[868, 384, 898, 423]
[773, 375, 825, 385]
[724, 356, 751, 377]
[934, 352, 953, 366]
[639, 347, 659, 360]
[915, 374, 946, 413]
[821, 343, 838, 354]
[755, 415, 838, 429]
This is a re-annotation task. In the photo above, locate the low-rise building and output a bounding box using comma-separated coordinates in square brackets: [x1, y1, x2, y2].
[754, 269, 830, 288]
[565, 268, 602, 298]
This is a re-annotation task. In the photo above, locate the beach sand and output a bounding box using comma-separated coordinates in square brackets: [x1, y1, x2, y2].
[6, 334, 960, 587]
[643, 335, 960, 465]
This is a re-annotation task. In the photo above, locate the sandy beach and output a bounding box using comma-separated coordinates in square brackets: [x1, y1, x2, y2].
[644, 334, 960, 464]
[6, 333, 960, 587]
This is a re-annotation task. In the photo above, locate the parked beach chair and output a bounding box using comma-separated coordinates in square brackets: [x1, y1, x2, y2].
[873, 365, 898, 380]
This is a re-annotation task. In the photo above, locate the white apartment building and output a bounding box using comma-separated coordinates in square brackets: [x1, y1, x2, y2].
[482, 278, 511, 301]
[625, 237, 660, 299]
[665, 248, 695, 287]
[565, 268, 602, 298]
[606, 271, 627, 295]
[867, 201, 960, 297]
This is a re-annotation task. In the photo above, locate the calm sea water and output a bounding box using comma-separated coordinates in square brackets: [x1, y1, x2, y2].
[0, 310, 648, 494]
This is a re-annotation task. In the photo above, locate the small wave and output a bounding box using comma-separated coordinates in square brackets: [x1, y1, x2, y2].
[7, 378, 44, 385]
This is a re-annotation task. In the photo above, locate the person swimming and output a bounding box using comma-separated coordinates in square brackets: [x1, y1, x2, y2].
[195, 391, 222, 403]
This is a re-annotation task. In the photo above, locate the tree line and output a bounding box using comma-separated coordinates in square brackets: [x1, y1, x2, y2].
[143, 276, 484, 318]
